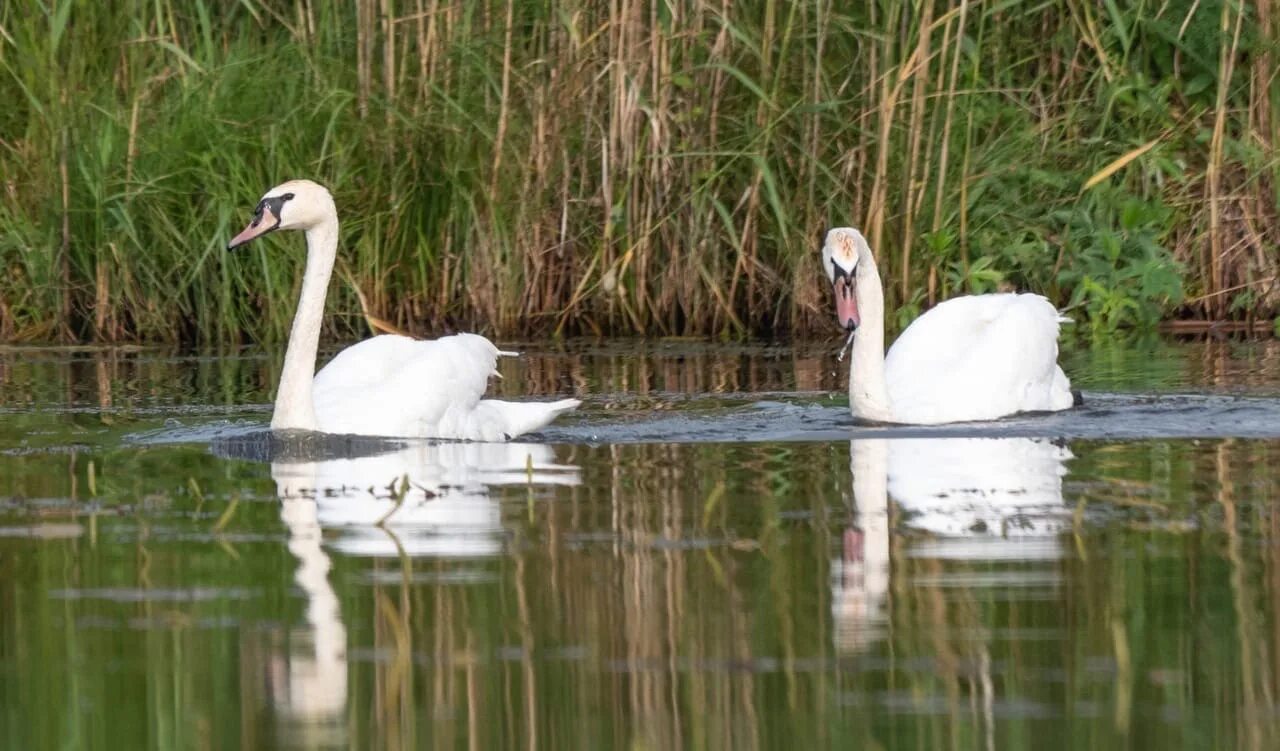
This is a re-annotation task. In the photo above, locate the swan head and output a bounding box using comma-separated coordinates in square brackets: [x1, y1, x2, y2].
[822, 227, 867, 331]
[227, 179, 337, 250]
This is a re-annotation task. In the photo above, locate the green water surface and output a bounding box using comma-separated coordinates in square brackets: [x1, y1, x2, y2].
[3, 338, 1280, 750]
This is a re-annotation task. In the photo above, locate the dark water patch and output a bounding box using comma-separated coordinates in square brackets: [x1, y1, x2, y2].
[48, 587, 260, 602]
[355, 568, 500, 586]
[208, 428, 408, 463]
[1, 443, 98, 456]
[109, 391, 1280, 457]
[0, 524, 83, 539]
[0, 403, 269, 417]
[541, 392, 1280, 443]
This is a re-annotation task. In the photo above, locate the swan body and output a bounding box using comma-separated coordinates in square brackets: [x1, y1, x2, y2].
[821, 227, 1073, 424]
[228, 179, 580, 440]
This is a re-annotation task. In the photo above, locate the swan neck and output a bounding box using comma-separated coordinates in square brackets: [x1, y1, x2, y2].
[848, 254, 894, 422]
[273, 218, 338, 431]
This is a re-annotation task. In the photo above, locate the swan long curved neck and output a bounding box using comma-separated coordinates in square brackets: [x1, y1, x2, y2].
[272, 216, 339, 431]
[849, 252, 895, 422]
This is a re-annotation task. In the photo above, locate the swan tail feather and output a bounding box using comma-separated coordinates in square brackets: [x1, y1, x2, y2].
[491, 349, 518, 376]
[467, 398, 581, 441]
[1047, 365, 1075, 411]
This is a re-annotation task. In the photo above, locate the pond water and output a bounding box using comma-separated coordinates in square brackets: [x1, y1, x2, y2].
[4, 337, 1280, 749]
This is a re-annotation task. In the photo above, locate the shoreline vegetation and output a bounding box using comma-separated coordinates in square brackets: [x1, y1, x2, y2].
[0, 1, 1276, 344]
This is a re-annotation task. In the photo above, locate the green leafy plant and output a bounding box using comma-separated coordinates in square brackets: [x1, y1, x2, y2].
[1057, 197, 1184, 332]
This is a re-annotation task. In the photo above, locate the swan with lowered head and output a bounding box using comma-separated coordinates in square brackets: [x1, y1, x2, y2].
[228, 179, 580, 440]
[821, 227, 1074, 424]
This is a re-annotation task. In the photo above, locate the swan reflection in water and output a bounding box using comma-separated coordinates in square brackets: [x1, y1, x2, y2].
[833, 437, 1072, 652]
[263, 441, 580, 744]
[274, 442, 581, 557]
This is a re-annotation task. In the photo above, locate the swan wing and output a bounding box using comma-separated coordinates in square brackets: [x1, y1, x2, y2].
[311, 333, 500, 437]
[310, 333, 580, 440]
[884, 293, 1072, 423]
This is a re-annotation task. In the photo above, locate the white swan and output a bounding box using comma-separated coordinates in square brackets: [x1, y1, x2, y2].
[821, 227, 1075, 424]
[228, 179, 580, 440]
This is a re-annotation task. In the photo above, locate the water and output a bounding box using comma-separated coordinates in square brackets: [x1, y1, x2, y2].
[4, 338, 1280, 749]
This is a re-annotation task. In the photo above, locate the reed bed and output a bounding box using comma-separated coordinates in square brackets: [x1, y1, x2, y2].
[0, 0, 1275, 343]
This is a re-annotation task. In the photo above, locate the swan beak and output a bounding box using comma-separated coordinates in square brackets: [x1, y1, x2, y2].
[227, 206, 281, 250]
[833, 274, 860, 331]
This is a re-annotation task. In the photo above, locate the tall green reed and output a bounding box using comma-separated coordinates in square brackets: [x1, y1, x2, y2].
[0, 0, 1273, 343]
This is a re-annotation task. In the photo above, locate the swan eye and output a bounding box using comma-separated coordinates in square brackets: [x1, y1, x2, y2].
[250, 195, 290, 230]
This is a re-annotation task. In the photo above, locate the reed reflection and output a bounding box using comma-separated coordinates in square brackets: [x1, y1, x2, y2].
[834, 436, 1072, 652]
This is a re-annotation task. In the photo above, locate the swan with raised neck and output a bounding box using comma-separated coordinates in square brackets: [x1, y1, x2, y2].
[227, 179, 580, 439]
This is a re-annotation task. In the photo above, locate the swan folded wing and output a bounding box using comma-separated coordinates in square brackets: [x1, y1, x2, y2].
[312, 333, 504, 437]
[313, 335, 435, 390]
[884, 294, 1069, 423]
[992, 295, 1073, 412]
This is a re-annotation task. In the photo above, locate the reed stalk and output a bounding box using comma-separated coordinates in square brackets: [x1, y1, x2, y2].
[0, 0, 1271, 342]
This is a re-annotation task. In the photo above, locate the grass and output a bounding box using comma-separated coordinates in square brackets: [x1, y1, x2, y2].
[0, 0, 1275, 344]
